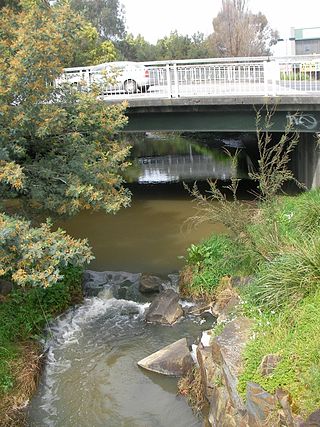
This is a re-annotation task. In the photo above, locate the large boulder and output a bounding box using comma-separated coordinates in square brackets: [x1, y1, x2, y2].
[204, 317, 253, 427]
[145, 289, 183, 325]
[302, 409, 320, 427]
[139, 273, 164, 293]
[0, 279, 13, 296]
[138, 338, 194, 376]
[197, 345, 217, 401]
[246, 382, 277, 427]
[83, 270, 140, 297]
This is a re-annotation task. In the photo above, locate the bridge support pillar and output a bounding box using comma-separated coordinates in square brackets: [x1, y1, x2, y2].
[292, 133, 320, 189]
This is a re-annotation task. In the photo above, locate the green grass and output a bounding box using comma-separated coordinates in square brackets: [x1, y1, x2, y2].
[244, 236, 320, 310]
[0, 344, 17, 394]
[0, 266, 83, 396]
[237, 190, 320, 416]
[182, 234, 246, 297]
[185, 189, 320, 416]
[243, 190, 320, 310]
[238, 290, 320, 416]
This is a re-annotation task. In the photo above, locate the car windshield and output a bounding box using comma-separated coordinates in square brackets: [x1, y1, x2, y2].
[92, 62, 139, 72]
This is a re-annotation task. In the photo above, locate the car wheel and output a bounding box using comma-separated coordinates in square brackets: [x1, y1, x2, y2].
[124, 79, 137, 94]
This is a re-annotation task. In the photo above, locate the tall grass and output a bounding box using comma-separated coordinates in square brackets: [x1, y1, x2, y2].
[243, 190, 320, 310]
[246, 236, 320, 310]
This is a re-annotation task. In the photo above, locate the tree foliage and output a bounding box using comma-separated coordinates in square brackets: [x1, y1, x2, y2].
[70, 0, 126, 40]
[0, 1, 131, 287]
[116, 31, 213, 62]
[70, 22, 117, 66]
[0, 1, 131, 217]
[155, 31, 207, 60]
[211, 0, 278, 57]
[116, 34, 158, 62]
[0, 213, 93, 287]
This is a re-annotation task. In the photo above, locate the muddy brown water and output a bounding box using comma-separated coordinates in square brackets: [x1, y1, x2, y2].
[27, 135, 248, 427]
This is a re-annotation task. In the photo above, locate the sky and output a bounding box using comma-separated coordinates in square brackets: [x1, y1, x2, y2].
[121, 0, 320, 43]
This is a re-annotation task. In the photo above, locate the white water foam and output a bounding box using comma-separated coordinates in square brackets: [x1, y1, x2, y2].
[35, 288, 150, 426]
[47, 288, 150, 348]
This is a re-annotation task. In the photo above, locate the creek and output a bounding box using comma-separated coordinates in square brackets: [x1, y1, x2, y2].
[27, 133, 251, 427]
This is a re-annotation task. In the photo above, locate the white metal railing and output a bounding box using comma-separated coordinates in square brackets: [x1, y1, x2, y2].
[57, 55, 320, 99]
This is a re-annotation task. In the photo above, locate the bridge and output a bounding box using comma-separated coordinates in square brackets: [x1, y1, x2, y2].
[61, 55, 320, 188]
[62, 55, 320, 133]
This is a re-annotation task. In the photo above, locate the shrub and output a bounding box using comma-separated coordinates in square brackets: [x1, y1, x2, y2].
[181, 234, 245, 297]
[0, 266, 83, 343]
[0, 213, 93, 288]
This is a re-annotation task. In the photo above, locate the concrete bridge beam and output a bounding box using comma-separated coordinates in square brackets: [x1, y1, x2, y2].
[292, 133, 320, 189]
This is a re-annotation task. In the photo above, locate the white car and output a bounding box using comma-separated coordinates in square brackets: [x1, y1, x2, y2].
[91, 61, 151, 93]
[59, 61, 153, 94]
[90, 61, 152, 94]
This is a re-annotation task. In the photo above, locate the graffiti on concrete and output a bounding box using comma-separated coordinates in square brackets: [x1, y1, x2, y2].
[286, 112, 318, 130]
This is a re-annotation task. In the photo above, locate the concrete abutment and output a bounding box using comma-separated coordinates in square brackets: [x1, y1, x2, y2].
[292, 133, 320, 189]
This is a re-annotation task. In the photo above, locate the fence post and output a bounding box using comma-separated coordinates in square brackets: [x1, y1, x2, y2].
[263, 61, 268, 96]
[173, 63, 179, 98]
[166, 64, 172, 98]
[263, 60, 279, 96]
[272, 60, 280, 96]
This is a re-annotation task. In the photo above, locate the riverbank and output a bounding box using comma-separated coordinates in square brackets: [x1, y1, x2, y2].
[180, 189, 320, 424]
[0, 267, 83, 427]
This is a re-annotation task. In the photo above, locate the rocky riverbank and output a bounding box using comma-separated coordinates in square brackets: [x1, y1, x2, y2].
[136, 273, 320, 427]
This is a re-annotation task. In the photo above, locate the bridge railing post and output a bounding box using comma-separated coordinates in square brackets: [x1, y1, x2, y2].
[263, 60, 279, 96]
[263, 61, 268, 96]
[272, 60, 280, 96]
[85, 69, 91, 87]
[173, 63, 179, 98]
[166, 64, 172, 98]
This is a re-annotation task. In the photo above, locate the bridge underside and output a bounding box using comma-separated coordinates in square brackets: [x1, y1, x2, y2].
[125, 109, 320, 133]
[120, 98, 320, 189]
[122, 98, 320, 133]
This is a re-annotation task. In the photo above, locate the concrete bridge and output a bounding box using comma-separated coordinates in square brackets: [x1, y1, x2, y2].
[62, 55, 320, 132]
[123, 96, 320, 133]
[61, 55, 320, 187]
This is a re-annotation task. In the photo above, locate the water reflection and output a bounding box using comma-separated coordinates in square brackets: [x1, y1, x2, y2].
[125, 133, 249, 184]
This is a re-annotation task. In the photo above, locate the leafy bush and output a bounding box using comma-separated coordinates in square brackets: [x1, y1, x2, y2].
[0, 267, 83, 343]
[0, 2, 131, 216]
[182, 234, 244, 297]
[0, 213, 93, 288]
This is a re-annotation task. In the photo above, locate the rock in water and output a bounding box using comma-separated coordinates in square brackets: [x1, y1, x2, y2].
[137, 338, 194, 376]
[145, 289, 183, 325]
[139, 273, 164, 293]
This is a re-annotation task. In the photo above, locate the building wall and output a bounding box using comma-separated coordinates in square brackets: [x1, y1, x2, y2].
[296, 38, 320, 55]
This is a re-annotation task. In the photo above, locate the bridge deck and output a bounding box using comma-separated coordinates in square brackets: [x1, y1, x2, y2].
[60, 55, 320, 132]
